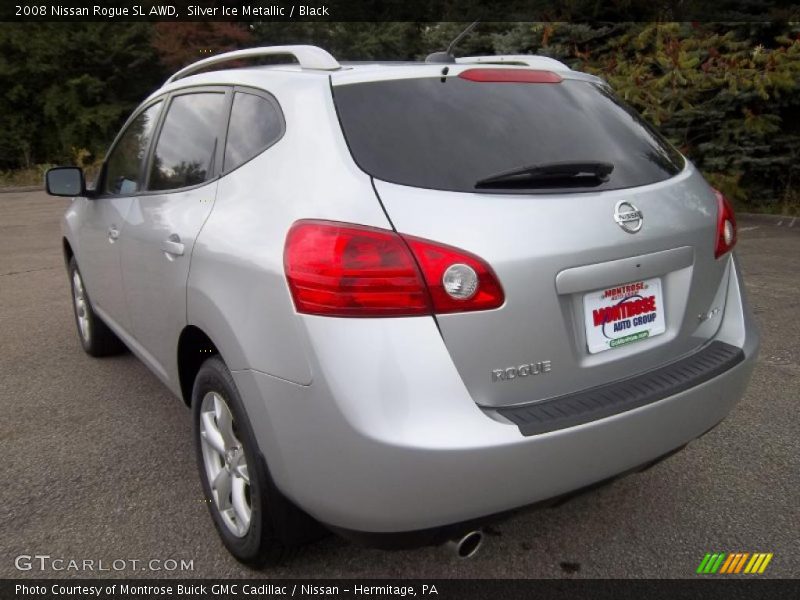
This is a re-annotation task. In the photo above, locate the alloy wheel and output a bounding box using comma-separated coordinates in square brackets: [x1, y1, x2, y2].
[199, 391, 252, 537]
[72, 271, 91, 343]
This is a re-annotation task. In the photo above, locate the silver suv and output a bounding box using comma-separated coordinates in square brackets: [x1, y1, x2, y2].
[46, 46, 759, 565]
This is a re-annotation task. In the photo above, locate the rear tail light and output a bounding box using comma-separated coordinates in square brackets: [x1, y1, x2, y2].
[401, 236, 505, 314]
[713, 189, 737, 259]
[284, 221, 429, 317]
[284, 220, 504, 317]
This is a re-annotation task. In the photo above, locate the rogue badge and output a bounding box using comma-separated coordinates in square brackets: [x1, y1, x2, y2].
[492, 361, 552, 382]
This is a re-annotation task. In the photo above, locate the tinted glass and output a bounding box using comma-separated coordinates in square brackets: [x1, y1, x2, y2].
[47, 168, 82, 196]
[103, 101, 162, 195]
[224, 92, 283, 172]
[332, 77, 684, 194]
[148, 92, 226, 191]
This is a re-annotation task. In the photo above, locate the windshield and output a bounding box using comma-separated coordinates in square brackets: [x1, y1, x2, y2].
[332, 75, 684, 194]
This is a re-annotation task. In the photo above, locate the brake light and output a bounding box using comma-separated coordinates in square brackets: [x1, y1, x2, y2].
[284, 220, 504, 317]
[458, 68, 562, 84]
[713, 189, 737, 259]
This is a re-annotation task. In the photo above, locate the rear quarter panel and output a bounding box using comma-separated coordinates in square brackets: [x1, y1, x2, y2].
[186, 73, 392, 383]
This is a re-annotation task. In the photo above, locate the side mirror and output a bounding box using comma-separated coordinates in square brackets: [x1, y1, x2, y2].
[45, 167, 85, 197]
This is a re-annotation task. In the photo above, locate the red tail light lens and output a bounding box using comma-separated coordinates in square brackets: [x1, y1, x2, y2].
[284, 220, 505, 317]
[284, 221, 429, 317]
[458, 68, 562, 84]
[713, 189, 737, 259]
[402, 236, 505, 314]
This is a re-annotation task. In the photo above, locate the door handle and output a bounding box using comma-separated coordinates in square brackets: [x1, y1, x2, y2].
[161, 234, 185, 257]
[107, 226, 120, 242]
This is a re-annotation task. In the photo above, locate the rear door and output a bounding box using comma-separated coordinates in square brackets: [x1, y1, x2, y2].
[332, 69, 730, 408]
[120, 88, 229, 384]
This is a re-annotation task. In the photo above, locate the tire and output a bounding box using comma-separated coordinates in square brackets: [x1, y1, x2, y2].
[68, 257, 126, 357]
[192, 355, 325, 567]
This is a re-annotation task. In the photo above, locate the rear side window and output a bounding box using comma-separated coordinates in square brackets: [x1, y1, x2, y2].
[103, 101, 162, 195]
[223, 91, 284, 172]
[332, 76, 684, 194]
[148, 92, 227, 191]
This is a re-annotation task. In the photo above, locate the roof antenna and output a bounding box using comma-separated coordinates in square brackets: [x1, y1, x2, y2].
[425, 21, 480, 64]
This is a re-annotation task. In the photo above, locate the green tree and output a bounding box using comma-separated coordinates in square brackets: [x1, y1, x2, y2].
[153, 23, 253, 71]
[0, 23, 163, 169]
[434, 21, 800, 211]
[251, 22, 426, 61]
[1, 20, 797, 212]
[552, 22, 800, 210]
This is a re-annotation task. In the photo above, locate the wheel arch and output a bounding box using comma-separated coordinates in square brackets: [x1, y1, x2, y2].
[62, 237, 74, 269]
[177, 325, 221, 406]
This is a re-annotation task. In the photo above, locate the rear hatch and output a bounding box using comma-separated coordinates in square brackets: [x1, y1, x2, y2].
[331, 65, 731, 408]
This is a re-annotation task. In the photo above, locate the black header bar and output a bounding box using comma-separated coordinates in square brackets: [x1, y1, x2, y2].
[3, 0, 799, 22]
[3, 578, 800, 600]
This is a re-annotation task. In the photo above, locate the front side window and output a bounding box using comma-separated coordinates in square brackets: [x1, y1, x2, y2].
[148, 92, 227, 191]
[223, 91, 284, 172]
[103, 101, 162, 195]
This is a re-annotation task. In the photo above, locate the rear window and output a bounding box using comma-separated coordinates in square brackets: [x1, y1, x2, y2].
[223, 91, 284, 172]
[332, 75, 684, 194]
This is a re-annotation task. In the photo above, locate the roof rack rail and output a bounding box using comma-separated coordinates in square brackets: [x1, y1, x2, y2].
[165, 45, 340, 84]
[455, 55, 570, 71]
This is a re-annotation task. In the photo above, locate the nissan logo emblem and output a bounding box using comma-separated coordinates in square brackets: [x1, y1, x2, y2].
[614, 201, 643, 233]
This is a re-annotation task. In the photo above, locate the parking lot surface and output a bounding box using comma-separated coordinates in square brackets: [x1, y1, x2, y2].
[0, 191, 797, 578]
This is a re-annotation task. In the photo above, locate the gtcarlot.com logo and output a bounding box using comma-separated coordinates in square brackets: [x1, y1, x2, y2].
[14, 554, 194, 572]
[696, 552, 773, 575]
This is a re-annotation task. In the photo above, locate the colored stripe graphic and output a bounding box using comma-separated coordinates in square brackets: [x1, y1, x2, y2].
[698, 553, 727, 574]
[704, 553, 719, 573]
[719, 553, 736, 574]
[745, 554, 761, 573]
[721, 553, 738, 574]
[710, 553, 726, 573]
[735, 553, 750, 573]
[697, 554, 712, 574]
[746, 553, 774, 574]
[758, 554, 773, 573]
[700, 552, 773, 574]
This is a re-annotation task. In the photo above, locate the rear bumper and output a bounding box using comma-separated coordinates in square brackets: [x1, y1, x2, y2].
[232, 255, 759, 536]
[496, 340, 744, 436]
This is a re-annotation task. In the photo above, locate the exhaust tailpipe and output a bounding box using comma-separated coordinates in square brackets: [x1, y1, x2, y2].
[446, 530, 484, 559]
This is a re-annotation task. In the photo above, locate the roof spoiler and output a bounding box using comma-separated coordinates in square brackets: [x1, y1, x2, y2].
[455, 55, 571, 71]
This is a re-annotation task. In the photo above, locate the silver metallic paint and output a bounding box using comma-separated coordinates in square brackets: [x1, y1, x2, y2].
[60, 60, 759, 535]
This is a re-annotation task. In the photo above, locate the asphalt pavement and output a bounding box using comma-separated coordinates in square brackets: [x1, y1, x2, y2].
[0, 191, 797, 578]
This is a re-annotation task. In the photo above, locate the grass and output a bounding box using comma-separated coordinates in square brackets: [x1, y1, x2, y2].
[746, 191, 800, 217]
[0, 164, 53, 187]
[0, 163, 102, 189]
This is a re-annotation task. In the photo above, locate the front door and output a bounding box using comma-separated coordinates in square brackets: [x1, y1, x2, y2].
[79, 100, 163, 333]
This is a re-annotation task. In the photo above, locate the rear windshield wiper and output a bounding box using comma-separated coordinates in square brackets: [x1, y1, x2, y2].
[475, 161, 615, 189]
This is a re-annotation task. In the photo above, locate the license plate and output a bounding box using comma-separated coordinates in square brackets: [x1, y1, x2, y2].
[583, 278, 666, 354]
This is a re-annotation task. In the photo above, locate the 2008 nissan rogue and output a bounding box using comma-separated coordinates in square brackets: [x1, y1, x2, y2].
[45, 45, 759, 565]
